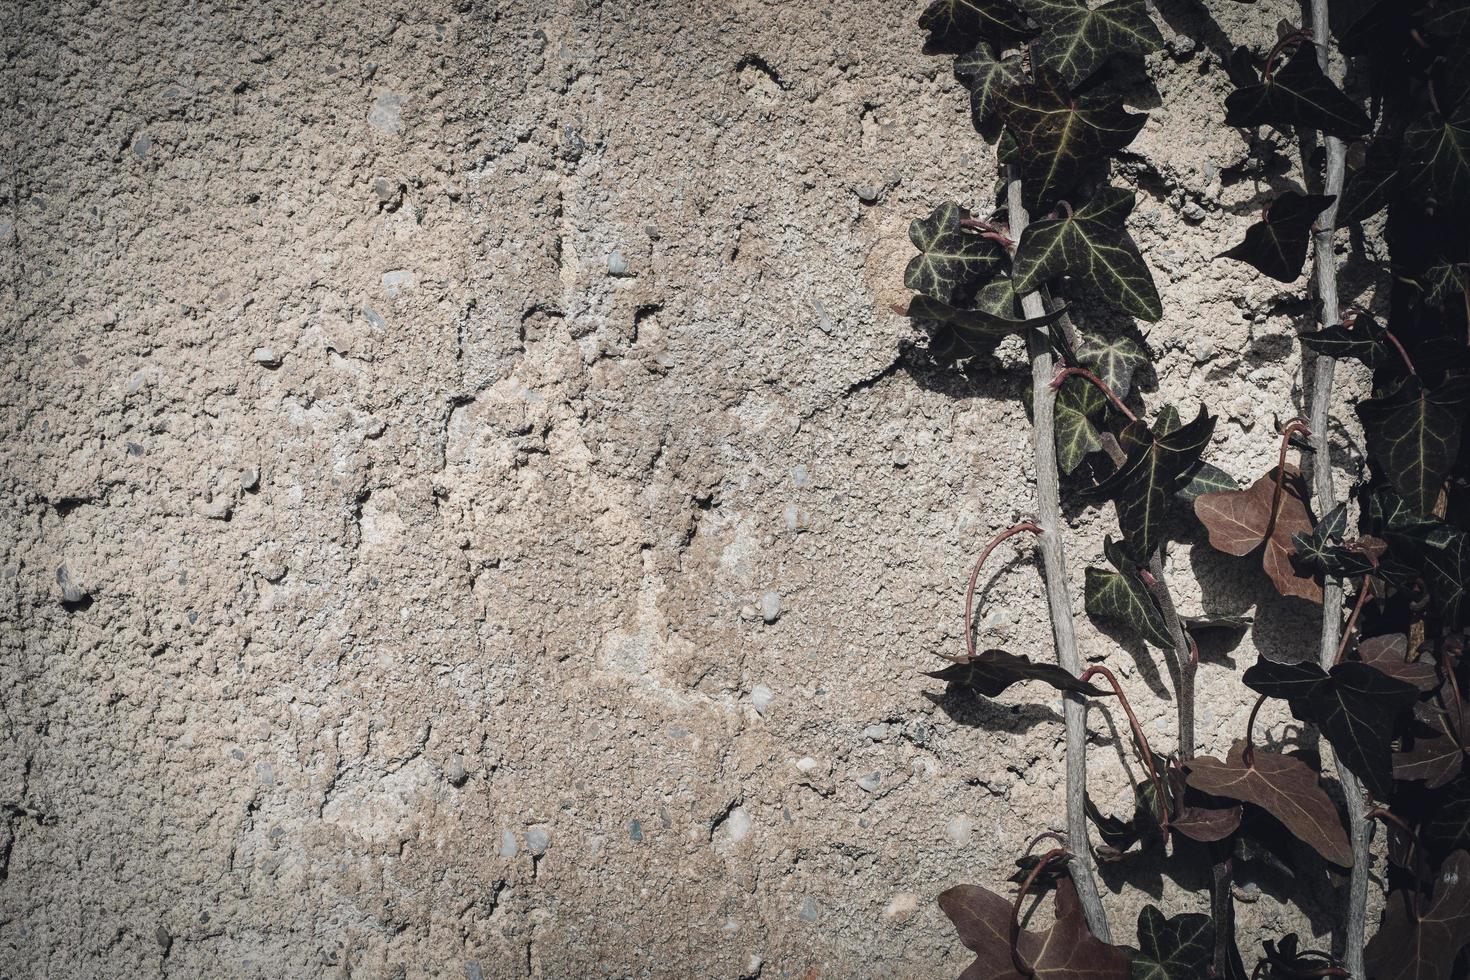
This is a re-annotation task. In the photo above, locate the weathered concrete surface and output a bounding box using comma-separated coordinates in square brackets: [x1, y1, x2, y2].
[2, 0, 1369, 976]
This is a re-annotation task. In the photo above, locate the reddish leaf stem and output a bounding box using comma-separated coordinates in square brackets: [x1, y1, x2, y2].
[1332, 573, 1375, 666]
[1048, 366, 1138, 422]
[1381, 327, 1418, 377]
[1263, 28, 1312, 82]
[1010, 847, 1070, 977]
[1022, 830, 1070, 857]
[1265, 418, 1312, 541]
[1079, 665, 1169, 830]
[964, 522, 1044, 660]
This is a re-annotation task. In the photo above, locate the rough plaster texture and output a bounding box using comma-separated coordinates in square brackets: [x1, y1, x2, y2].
[1, 0, 1378, 976]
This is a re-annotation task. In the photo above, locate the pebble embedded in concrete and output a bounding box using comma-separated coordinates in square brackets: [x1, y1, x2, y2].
[750, 684, 773, 715]
[499, 830, 518, 858]
[251, 347, 280, 367]
[759, 592, 781, 623]
[856, 771, 881, 793]
[525, 826, 550, 856]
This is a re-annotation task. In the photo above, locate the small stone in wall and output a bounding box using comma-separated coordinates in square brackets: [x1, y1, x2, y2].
[750, 684, 774, 715]
[759, 592, 781, 623]
[525, 826, 550, 856]
[499, 830, 518, 858]
[797, 897, 819, 922]
[251, 346, 281, 367]
[856, 771, 881, 793]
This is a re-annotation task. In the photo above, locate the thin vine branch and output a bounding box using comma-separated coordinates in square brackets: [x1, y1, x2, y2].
[1007, 168, 1112, 943]
[1305, 1, 1371, 971]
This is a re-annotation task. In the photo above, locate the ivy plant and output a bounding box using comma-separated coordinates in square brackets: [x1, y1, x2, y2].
[897, 0, 1470, 977]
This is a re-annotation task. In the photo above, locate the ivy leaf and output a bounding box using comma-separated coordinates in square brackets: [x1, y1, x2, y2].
[1394, 697, 1466, 788]
[1299, 313, 1389, 369]
[918, 0, 1031, 54]
[1077, 328, 1150, 400]
[928, 648, 1106, 698]
[1085, 536, 1174, 649]
[1403, 103, 1470, 214]
[955, 46, 1024, 142]
[1356, 635, 1441, 693]
[939, 875, 1133, 980]
[1184, 740, 1353, 866]
[1243, 656, 1419, 799]
[1291, 503, 1375, 578]
[1131, 906, 1213, 980]
[1364, 850, 1470, 980]
[1425, 773, 1470, 854]
[905, 203, 1005, 304]
[1219, 192, 1335, 283]
[1338, 138, 1401, 224]
[1194, 464, 1321, 603]
[1357, 376, 1470, 516]
[1223, 43, 1371, 138]
[1019, 0, 1165, 90]
[1000, 69, 1149, 213]
[908, 289, 1068, 341]
[1175, 461, 1239, 504]
[1171, 803, 1243, 842]
[1013, 187, 1162, 321]
[1057, 377, 1106, 474]
[1094, 408, 1216, 562]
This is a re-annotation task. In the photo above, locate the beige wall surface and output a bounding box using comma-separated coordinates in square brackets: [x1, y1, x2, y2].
[1, 0, 1367, 976]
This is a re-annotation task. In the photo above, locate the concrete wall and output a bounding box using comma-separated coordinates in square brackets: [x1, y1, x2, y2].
[1, 0, 1368, 975]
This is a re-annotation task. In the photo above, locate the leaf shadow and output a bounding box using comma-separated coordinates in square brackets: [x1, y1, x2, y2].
[1149, 0, 1236, 64]
[1090, 616, 1172, 700]
[1187, 543, 1321, 666]
[923, 688, 1065, 734]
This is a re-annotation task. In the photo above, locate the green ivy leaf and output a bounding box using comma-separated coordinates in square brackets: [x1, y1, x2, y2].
[1338, 138, 1401, 224]
[1056, 377, 1106, 474]
[1018, 0, 1164, 90]
[1132, 906, 1214, 980]
[1077, 327, 1150, 400]
[1085, 536, 1174, 648]
[1175, 461, 1239, 503]
[1357, 376, 1470, 516]
[1094, 408, 1216, 561]
[954, 46, 1024, 142]
[1403, 103, 1470, 214]
[1220, 191, 1335, 283]
[1385, 516, 1470, 629]
[1244, 656, 1419, 799]
[1291, 503, 1376, 578]
[1013, 187, 1162, 321]
[919, 0, 1031, 54]
[1000, 68, 1149, 212]
[908, 287, 1067, 340]
[904, 203, 1005, 304]
[1223, 43, 1371, 138]
[1299, 314, 1388, 369]
[927, 648, 1105, 698]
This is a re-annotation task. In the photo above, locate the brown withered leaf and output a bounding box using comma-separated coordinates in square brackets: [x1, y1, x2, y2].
[1355, 634, 1440, 692]
[1195, 464, 1321, 603]
[1364, 850, 1470, 980]
[1171, 803, 1243, 843]
[1184, 740, 1352, 866]
[938, 875, 1132, 979]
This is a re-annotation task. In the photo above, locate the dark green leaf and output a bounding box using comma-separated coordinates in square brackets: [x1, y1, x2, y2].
[918, 0, 1031, 54]
[1076, 327, 1150, 400]
[1223, 42, 1370, 138]
[1357, 376, 1470, 515]
[1132, 906, 1214, 980]
[928, 648, 1105, 698]
[1244, 656, 1419, 799]
[908, 289, 1067, 340]
[1299, 313, 1388, 369]
[1290, 503, 1373, 578]
[1000, 69, 1149, 212]
[1095, 408, 1216, 561]
[1386, 522, 1470, 629]
[1365, 851, 1470, 980]
[1175, 461, 1239, 503]
[1403, 103, 1470, 213]
[955, 46, 1024, 141]
[904, 202, 1004, 304]
[1338, 138, 1401, 224]
[1425, 774, 1470, 854]
[1013, 187, 1162, 321]
[1219, 192, 1335, 283]
[1018, 0, 1164, 89]
[1085, 536, 1174, 648]
[1056, 377, 1106, 474]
